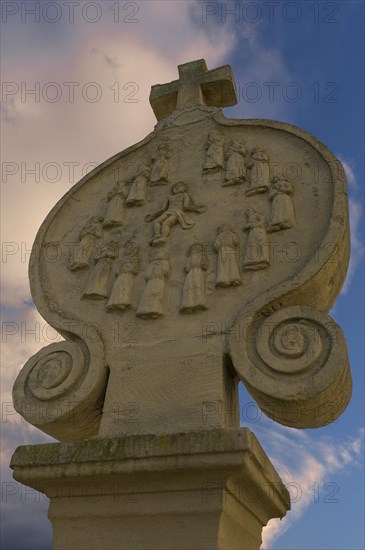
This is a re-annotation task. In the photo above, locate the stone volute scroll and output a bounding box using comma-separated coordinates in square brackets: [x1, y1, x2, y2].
[11, 58, 352, 550]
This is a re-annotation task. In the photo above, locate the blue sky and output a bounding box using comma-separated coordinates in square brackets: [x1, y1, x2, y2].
[1, 1, 364, 549]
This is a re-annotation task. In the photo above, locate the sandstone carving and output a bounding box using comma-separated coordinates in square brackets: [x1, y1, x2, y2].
[242, 208, 270, 270]
[70, 216, 103, 271]
[136, 250, 170, 318]
[229, 306, 351, 427]
[223, 139, 247, 186]
[145, 182, 206, 246]
[11, 57, 352, 550]
[126, 165, 150, 206]
[82, 239, 117, 299]
[245, 149, 270, 196]
[203, 129, 225, 174]
[107, 240, 139, 311]
[268, 175, 296, 231]
[103, 181, 128, 227]
[180, 243, 209, 313]
[12, 58, 352, 442]
[150, 142, 170, 185]
[214, 225, 242, 287]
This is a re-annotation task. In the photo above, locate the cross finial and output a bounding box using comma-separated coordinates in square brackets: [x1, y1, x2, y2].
[149, 59, 237, 121]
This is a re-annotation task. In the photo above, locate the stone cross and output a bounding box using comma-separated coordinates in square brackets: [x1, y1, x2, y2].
[149, 59, 237, 120]
[11, 59, 352, 550]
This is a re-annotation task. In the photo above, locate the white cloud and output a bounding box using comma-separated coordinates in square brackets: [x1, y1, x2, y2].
[338, 156, 357, 189]
[1, 1, 243, 308]
[259, 424, 365, 549]
[341, 197, 364, 294]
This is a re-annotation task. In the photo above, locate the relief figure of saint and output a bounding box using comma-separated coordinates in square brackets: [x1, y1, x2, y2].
[107, 241, 139, 311]
[245, 149, 270, 196]
[126, 166, 151, 207]
[180, 243, 209, 313]
[214, 225, 242, 287]
[203, 129, 225, 174]
[242, 209, 270, 270]
[145, 182, 206, 246]
[150, 143, 170, 185]
[70, 216, 103, 271]
[223, 139, 247, 186]
[136, 250, 170, 318]
[267, 176, 295, 231]
[103, 181, 128, 228]
[82, 240, 117, 299]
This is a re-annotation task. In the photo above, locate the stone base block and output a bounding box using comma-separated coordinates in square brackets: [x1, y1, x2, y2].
[11, 429, 290, 550]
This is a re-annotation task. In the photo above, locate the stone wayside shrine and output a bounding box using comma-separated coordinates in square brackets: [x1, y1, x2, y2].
[11, 60, 352, 549]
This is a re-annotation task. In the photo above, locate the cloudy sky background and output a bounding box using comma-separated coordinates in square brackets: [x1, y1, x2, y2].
[1, 1, 364, 549]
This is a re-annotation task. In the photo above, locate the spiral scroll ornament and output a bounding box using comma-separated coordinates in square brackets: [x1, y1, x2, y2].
[229, 306, 352, 428]
[13, 340, 108, 441]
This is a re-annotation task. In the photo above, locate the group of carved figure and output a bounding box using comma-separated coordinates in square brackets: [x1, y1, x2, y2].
[69, 133, 297, 318]
[102, 142, 171, 227]
[69, 213, 290, 318]
[203, 129, 296, 229]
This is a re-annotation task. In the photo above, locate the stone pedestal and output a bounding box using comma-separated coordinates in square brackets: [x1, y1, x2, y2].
[10, 429, 290, 550]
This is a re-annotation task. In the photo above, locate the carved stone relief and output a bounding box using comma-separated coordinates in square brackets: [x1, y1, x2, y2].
[214, 225, 242, 287]
[267, 176, 296, 231]
[107, 240, 139, 311]
[12, 58, 352, 447]
[180, 243, 209, 313]
[223, 139, 247, 187]
[82, 239, 117, 299]
[126, 166, 151, 207]
[103, 181, 128, 227]
[137, 250, 171, 318]
[150, 143, 170, 185]
[245, 149, 270, 196]
[203, 129, 225, 174]
[145, 182, 206, 246]
[242, 208, 270, 270]
[70, 216, 103, 271]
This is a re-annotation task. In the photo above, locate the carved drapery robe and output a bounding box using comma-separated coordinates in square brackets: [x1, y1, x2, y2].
[224, 142, 246, 186]
[126, 168, 150, 206]
[245, 151, 270, 196]
[150, 150, 169, 185]
[242, 212, 270, 270]
[268, 179, 295, 231]
[104, 182, 128, 227]
[70, 218, 103, 270]
[107, 244, 139, 311]
[83, 242, 116, 299]
[214, 230, 241, 287]
[180, 247, 208, 313]
[203, 131, 225, 173]
[137, 255, 170, 318]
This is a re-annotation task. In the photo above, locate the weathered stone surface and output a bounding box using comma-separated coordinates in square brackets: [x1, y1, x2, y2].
[11, 57, 351, 550]
[10, 428, 290, 550]
[13, 100, 351, 436]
